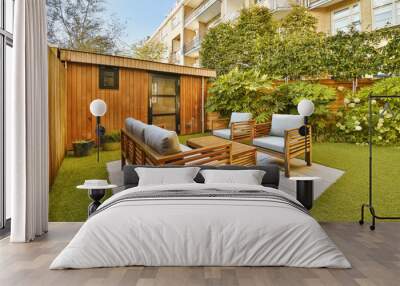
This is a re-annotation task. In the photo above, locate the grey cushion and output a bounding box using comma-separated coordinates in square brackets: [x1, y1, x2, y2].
[253, 136, 285, 153]
[125, 118, 147, 141]
[131, 120, 147, 140]
[125, 118, 136, 133]
[144, 125, 181, 155]
[270, 114, 304, 137]
[229, 112, 252, 127]
[179, 144, 193, 152]
[212, 128, 231, 140]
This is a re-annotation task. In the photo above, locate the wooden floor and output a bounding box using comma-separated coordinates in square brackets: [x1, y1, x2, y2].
[0, 222, 399, 286]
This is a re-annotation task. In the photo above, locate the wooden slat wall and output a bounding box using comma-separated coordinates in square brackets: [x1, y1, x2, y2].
[66, 62, 149, 149]
[180, 76, 204, 135]
[48, 47, 67, 184]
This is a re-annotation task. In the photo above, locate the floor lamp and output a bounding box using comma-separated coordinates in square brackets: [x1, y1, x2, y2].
[359, 94, 400, 230]
[297, 99, 315, 164]
[90, 99, 107, 162]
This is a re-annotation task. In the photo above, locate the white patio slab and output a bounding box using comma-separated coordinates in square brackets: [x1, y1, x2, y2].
[106, 152, 344, 202]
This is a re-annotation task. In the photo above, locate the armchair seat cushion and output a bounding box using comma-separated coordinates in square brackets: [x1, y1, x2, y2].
[270, 114, 304, 137]
[253, 136, 285, 153]
[212, 129, 231, 140]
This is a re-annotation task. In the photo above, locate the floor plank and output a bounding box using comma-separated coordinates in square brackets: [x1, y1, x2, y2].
[0, 222, 399, 286]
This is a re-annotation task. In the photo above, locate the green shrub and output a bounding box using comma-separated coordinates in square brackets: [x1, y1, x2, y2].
[206, 68, 286, 123]
[273, 81, 336, 141]
[336, 77, 400, 145]
[103, 131, 121, 143]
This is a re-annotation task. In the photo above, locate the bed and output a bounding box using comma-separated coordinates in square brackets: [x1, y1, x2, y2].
[50, 165, 350, 269]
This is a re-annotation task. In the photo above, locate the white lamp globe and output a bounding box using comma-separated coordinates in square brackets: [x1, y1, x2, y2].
[297, 99, 315, 117]
[90, 99, 107, 117]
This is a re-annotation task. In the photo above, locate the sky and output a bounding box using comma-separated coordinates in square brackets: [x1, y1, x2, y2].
[105, 0, 177, 46]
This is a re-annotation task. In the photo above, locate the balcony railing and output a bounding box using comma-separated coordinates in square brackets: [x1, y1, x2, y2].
[184, 0, 220, 26]
[306, 0, 335, 9]
[183, 36, 203, 55]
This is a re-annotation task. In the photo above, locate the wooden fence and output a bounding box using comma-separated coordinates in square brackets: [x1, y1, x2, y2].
[48, 47, 67, 185]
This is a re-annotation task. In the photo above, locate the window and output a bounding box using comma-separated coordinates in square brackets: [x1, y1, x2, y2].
[332, 3, 361, 34]
[373, 0, 400, 29]
[1, 0, 14, 231]
[99, 66, 119, 89]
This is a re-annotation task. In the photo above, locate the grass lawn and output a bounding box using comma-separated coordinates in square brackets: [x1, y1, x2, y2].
[49, 137, 400, 222]
[311, 143, 400, 222]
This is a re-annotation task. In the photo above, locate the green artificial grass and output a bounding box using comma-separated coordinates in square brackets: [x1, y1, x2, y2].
[311, 143, 400, 222]
[49, 139, 400, 222]
[49, 150, 120, 221]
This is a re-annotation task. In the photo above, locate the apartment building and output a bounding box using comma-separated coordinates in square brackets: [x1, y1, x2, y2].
[149, 0, 400, 67]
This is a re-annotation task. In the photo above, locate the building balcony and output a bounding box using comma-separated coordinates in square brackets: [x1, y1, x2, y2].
[183, 35, 203, 57]
[257, 0, 301, 13]
[184, 0, 221, 30]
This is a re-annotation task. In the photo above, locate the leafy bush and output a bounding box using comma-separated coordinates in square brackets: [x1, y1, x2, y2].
[273, 82, 336, 141]
[206, 68, 286, 122]
[103, 131, 121, 143]
[336, 77, 400, 145]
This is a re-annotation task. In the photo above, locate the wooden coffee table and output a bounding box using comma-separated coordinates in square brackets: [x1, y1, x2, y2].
[186, 136, 257, 166]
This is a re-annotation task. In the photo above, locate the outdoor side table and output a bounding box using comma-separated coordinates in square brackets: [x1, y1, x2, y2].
[289, 177, 320, 210]
[77, 180, 117, 216]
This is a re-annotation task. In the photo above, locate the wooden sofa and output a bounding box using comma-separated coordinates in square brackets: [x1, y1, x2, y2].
[121, 125, 232, 168]
[212, 112, 255, 142]
[252, 114, 312, 177]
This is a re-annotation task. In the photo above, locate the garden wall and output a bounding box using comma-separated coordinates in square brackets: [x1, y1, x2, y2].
[48, 47, 68, 185]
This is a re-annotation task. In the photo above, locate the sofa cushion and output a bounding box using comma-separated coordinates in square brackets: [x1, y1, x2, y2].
[131, 120, 147, 140]
[253, 136, 285, 153]
[125, 118, 136, 133]
[144, 125, 181, 155]
[212, 129, 231, 140]
[229, 112, 252, 127]
[125, 118, 147, 141]
[179, 144, 193, 152]
[270, 114, 304, 137]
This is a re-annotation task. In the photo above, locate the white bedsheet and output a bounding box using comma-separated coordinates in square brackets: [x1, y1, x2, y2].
[50, 183, 351, 269]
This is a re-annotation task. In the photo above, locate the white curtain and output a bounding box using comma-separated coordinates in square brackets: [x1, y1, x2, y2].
[9, 0, 49, 242]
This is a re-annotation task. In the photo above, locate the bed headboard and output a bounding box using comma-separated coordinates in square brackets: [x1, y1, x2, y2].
[123, 165, 280, 189]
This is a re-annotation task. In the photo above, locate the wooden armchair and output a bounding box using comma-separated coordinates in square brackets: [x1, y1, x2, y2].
[211, 113, 255, 142]
[253, 115, 312, 177]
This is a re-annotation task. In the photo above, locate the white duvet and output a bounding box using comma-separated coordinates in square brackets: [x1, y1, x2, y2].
[50, 183, 351, 269]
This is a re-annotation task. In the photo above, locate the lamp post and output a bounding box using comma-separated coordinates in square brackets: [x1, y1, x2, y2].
[90, 99, 107, 162]
[297, 99, 314, 165]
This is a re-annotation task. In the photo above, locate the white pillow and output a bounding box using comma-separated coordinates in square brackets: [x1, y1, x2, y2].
[135, 167, 201, 186]
[200, 170, 266, 185]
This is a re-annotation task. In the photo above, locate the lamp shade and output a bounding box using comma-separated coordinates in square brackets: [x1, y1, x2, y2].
[297, 99, 315, 117]
[90, 99, 107, 117]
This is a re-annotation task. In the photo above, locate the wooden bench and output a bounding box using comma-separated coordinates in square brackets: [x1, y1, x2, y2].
[121, 128, 232, 168]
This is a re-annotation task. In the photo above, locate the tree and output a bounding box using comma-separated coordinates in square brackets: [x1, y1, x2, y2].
[47, 0, 125, 53]
[326, 27, 382, 92]
[132, 40, 166, 62]
[200, 6, 275, 75]
[257, 5, 327, 80]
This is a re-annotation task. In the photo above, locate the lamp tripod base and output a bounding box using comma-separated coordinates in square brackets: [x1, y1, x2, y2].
[359, 203, 400, 231]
